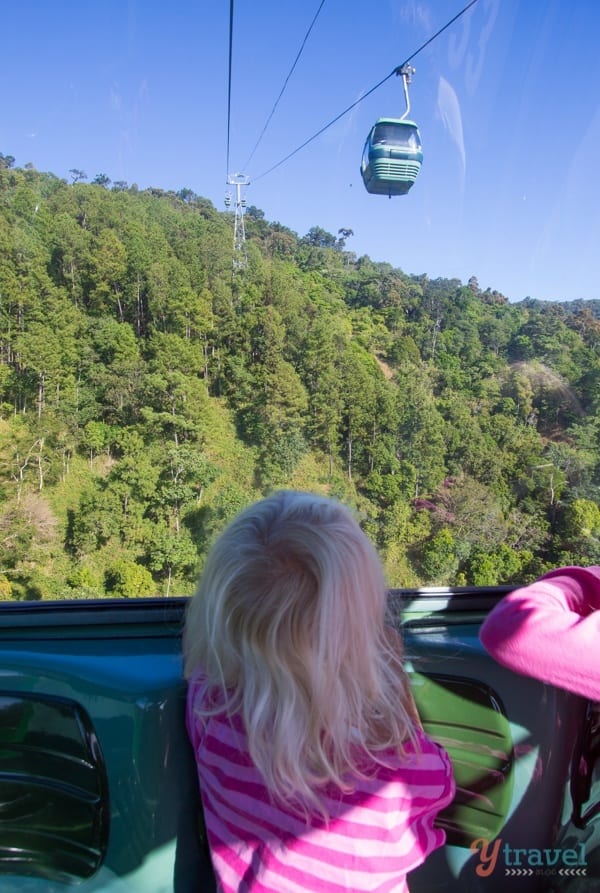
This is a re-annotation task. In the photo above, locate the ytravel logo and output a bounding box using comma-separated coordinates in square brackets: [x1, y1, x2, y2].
[470, 838, 588, 878]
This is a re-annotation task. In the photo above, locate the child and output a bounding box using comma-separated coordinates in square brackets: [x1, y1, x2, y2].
[183, 490, 454, 892]
[479, 565, 600, 700]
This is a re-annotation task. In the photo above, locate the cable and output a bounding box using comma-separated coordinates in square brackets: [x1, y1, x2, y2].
[226, 0, 234, 181]
[252, 70, 395, 182]
[242, 0, 327, 172]
[252, 0, 480, 183]
[396, 0, 480, 71]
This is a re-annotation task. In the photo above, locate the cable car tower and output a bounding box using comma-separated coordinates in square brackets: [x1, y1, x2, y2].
[225, 173, 250, 272]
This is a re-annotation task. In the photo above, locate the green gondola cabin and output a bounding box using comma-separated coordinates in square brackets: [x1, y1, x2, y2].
[361, 118, 423, 196]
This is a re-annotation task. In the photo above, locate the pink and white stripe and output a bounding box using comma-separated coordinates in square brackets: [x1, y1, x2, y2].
[187, 671, 454, 893]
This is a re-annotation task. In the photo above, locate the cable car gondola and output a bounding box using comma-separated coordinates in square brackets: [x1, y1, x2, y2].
[360, 118, 423, 196]
[360, 64, 423, 197]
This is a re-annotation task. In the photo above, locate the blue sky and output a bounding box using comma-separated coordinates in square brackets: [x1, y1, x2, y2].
[2, 0, 599, 303]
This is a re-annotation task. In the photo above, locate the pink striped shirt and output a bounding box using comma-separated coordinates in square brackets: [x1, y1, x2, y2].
[186, 671, 455, 893]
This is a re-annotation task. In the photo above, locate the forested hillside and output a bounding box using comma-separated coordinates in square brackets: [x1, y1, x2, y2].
[0, 164, 599, 599]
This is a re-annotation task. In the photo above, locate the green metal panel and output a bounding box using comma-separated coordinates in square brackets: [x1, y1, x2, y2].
[410, 673, 513, 846]
[0, 610, 191, 891]
[0, 693, 110, 882]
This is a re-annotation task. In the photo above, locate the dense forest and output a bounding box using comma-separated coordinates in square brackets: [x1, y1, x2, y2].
[0, 160, 599, 600]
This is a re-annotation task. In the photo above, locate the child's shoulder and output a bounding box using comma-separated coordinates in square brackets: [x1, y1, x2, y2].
[403, 728, 455, 803]
[399, 728, 454, 789]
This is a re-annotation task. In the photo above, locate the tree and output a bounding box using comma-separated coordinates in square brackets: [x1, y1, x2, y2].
[154, 444, 216, 532]
[419, 528, 458, 583]
[69, 169, 87, 183]
[562, 498, 600, 541]
[433, 474, 507, 554]
[15, 323, 65, 418]
[82, 421, 112, 467]
[256, 356, 309, 485]
[105, 559, 155, 598]
[0, 575, 13, 600]
[50, 212, 92, 306]
[463, 544, 525, 586]
[146, 526, 198, 595]
[92, 173, 111, 188]
[394, 368, 447, 496]
[1, 421, 49, 504]
[337, 228, 354, 249]
[338, 343, 381, 481]
[85, 318, 144, 423]
[175, 188, 196, 204]
[68, 488, 121, 555]
[89, 229, 128, 318]
[302, 226, 337, 248]
[266, 229, 296, 259]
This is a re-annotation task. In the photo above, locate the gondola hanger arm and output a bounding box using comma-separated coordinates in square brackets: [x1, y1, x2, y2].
[396, 63, 415, 121]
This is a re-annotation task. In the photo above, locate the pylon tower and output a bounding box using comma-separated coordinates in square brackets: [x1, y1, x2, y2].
[226, 173, 250, 273]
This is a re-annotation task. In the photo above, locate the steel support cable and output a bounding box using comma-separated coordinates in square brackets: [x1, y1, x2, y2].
[252, 0, 480, 183]
[243, 0, 327, 172]
[226, 0, 235, 180]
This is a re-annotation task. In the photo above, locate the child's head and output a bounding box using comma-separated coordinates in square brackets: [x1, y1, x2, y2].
[183, 490, 416, 810]
[184, 490, 387, 683]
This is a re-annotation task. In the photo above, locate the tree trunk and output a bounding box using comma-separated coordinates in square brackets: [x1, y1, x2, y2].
[37, 374, 44, 419]
[347, 432, 353, 481]
[36, 438, 44, 491]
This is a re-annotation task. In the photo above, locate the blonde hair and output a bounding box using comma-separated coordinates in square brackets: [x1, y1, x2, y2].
[183, 490, 418, 816]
